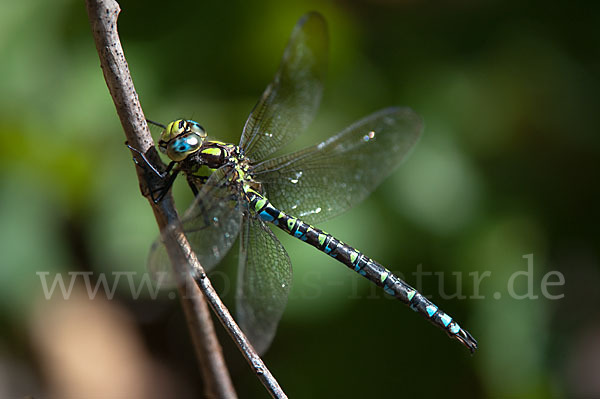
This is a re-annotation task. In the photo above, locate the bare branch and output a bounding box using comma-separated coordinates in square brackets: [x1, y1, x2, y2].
[85, 1, 234, 397]
[85, 1, 287, 398]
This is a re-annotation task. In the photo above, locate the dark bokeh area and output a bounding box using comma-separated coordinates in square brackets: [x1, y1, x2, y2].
[1, 0, 599, 398]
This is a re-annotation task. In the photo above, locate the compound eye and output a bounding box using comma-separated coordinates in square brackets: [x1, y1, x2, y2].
[189, 121, 207, 138]
[166, 132, 203, 161]
[160, 119, 186, 144]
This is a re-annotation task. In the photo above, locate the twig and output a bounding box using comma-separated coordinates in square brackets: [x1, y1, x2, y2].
[85, 1, 287, 398]
[84, 1, 235, 398]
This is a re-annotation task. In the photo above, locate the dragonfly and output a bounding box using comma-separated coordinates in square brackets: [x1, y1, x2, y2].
[132, 12, 477, 355]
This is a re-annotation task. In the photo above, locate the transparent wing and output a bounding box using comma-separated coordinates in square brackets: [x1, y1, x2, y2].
[239, 12, 327, 162]
[236, 215, 292, 354]
[148, 166, 243, 287]
[252, 107, 423, 225]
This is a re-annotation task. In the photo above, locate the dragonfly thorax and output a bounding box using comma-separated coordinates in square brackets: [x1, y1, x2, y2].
[188, 140, 241, 170]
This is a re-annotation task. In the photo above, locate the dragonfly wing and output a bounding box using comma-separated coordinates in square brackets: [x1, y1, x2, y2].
[253, 107, 423, 225]
[148, 166, 243, 286]
[239, 12, 327, 162]
[236, 215, 292, 354]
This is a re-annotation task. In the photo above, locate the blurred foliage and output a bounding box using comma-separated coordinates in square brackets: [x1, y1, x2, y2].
[0, 0, 599, 398]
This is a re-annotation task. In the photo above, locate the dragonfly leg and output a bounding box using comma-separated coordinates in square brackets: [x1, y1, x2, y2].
[126, 142, 178, 203]
[186, 176, 201, 197]
[152, 168, 179, 203]
[126, 143, 169, 178]
[146, 118, 167, 129]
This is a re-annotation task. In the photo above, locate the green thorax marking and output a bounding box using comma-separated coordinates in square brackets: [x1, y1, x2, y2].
[191, 164, 217, 178]
[200, 147, 223, 157]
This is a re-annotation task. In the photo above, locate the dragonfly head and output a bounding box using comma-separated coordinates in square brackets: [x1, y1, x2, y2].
[158, 119, 207, 162]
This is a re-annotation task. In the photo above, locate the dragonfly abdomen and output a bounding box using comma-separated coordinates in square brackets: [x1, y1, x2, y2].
[246, 188, 478, 352]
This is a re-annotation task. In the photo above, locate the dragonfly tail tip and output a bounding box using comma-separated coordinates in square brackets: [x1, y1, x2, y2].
[455, 329, 478, 354]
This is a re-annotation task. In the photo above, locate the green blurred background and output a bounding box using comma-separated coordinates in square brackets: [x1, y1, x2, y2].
[1, 0, 598, 398]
